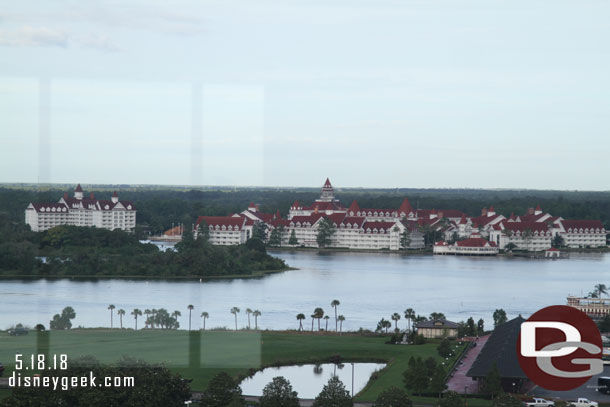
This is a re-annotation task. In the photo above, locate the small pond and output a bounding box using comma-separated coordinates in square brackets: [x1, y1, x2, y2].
[239, 362, 386, 399]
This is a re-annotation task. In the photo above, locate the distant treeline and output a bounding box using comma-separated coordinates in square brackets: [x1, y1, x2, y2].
[1, 186, 609, 235]
[0, 221, 287, 278]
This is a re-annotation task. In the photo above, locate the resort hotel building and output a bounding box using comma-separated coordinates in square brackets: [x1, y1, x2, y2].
[25, 184, 136, 232]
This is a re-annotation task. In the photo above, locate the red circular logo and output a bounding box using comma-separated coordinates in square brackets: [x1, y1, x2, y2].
[517, 305, 602, 391]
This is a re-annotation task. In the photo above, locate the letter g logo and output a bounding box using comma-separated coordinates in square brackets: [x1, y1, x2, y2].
[517, 305, 602, 391]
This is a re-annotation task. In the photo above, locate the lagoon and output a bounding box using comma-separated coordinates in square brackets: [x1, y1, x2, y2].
[240, 362, 386, 398]
[0, 251, 608, 331]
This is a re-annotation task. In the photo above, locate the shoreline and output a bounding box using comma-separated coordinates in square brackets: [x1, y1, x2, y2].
[270, 246, 609, 255]
[0, 267, 296, 282]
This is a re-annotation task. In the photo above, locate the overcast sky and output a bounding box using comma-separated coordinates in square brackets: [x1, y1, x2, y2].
[1, 1, 609, 190]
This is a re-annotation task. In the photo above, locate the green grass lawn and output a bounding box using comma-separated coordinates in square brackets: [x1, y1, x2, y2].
[0, 329, 466, 403]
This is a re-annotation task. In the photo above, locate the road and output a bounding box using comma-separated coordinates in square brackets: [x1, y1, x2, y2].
[531, 365, 610, 402]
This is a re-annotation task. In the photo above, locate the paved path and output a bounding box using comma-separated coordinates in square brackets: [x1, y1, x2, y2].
[446, 335, 490, 394]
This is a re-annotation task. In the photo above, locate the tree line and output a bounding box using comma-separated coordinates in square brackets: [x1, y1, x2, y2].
[2, 186, 609, 237]
[0, 221, 288, 278]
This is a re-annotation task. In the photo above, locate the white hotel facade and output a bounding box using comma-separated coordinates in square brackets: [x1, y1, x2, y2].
[195, 179, 607, 251]
[25, 185, 136, 232]
[195, 179, 426, 250]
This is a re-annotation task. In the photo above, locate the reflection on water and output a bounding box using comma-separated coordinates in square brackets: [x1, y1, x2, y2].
[0, 251, 608, 330]
[239, 362, 386, 398]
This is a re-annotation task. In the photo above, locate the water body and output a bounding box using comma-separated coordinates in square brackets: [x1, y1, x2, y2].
[0, 251, 608, 330]
[239, 362, 386, 398]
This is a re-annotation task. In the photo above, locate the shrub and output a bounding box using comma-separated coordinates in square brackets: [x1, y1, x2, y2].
[373, 386, 412, 407]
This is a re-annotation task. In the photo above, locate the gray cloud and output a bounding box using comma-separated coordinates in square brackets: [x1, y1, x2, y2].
[79, 33, 121, 52]
[0, 25, 68, 47]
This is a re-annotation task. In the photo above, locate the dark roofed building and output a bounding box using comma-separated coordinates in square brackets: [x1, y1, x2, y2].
[467, 316, 530, 393]
[416, 319, 459, 338]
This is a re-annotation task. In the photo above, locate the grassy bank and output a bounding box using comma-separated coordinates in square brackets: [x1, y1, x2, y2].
[0, 329, 466, 402]
[0, 266, 294, 281]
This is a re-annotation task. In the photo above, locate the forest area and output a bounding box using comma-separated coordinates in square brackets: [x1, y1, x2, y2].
[0, 185, 608, 278]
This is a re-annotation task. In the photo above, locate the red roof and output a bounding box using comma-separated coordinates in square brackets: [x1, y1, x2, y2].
[323, 178, 332, 188]
[112, 191, 118, 198]
[347, 200, 360, 213]
[436, 209, 466, 219]
[163, 226, 182, 236]
[290, 214, 324, 225]
[416, 209, 465, 219]
[30, 202, 69, 213]
[340, 216, 366, 228]
[398, 198, 413, 215]
[459, 214, 467, 225]
[247, 210, 274, 223]
[536, 204, 541, 211]
[356, 208, 397, 216]
[519, 213, 549, 222]
[470, 214, 503, 226]
[324, 213, 346, 224]
[561, 220, 605, 231]
[456, 238, 497, 248]
[362, 221, 396, 232]
[502, 221, 550, 233]
[302, 201, 345, 211]
[75, 184, 83, 192]
[268, 219, 290, 228]
[291, 200, 300, 208]
[196, 216, 245, 230]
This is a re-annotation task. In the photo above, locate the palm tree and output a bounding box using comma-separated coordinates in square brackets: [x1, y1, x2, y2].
[338, 315, 345, 334]
[297, 313, 306, 331]
[108, 304, 115, 328]
[172, 310, 181, 327]
[324, 315, 330, 331]
[187, 305, 194, 331]
[311, 314, 316, 332]
[331, 299, 340, 331]
[131, 308, 142, 330]
[201, 312, 209, 330]
[314, 307, 324, 331]
[430, 312, 445, 321]
[404, 308, 415, 332]
[117, 309, 126, 329]
[151, 309, 158, 328]
[245, 308, 253, 329]
[391, 313, 401, 330]
[253, 310, 261, 329]
[596, 284, 608, 297]
[230, 307, 240, 330]
[144, 309, 152, 328]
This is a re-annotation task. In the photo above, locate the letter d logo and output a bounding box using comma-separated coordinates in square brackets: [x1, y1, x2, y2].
[517, 305, 602, 391]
